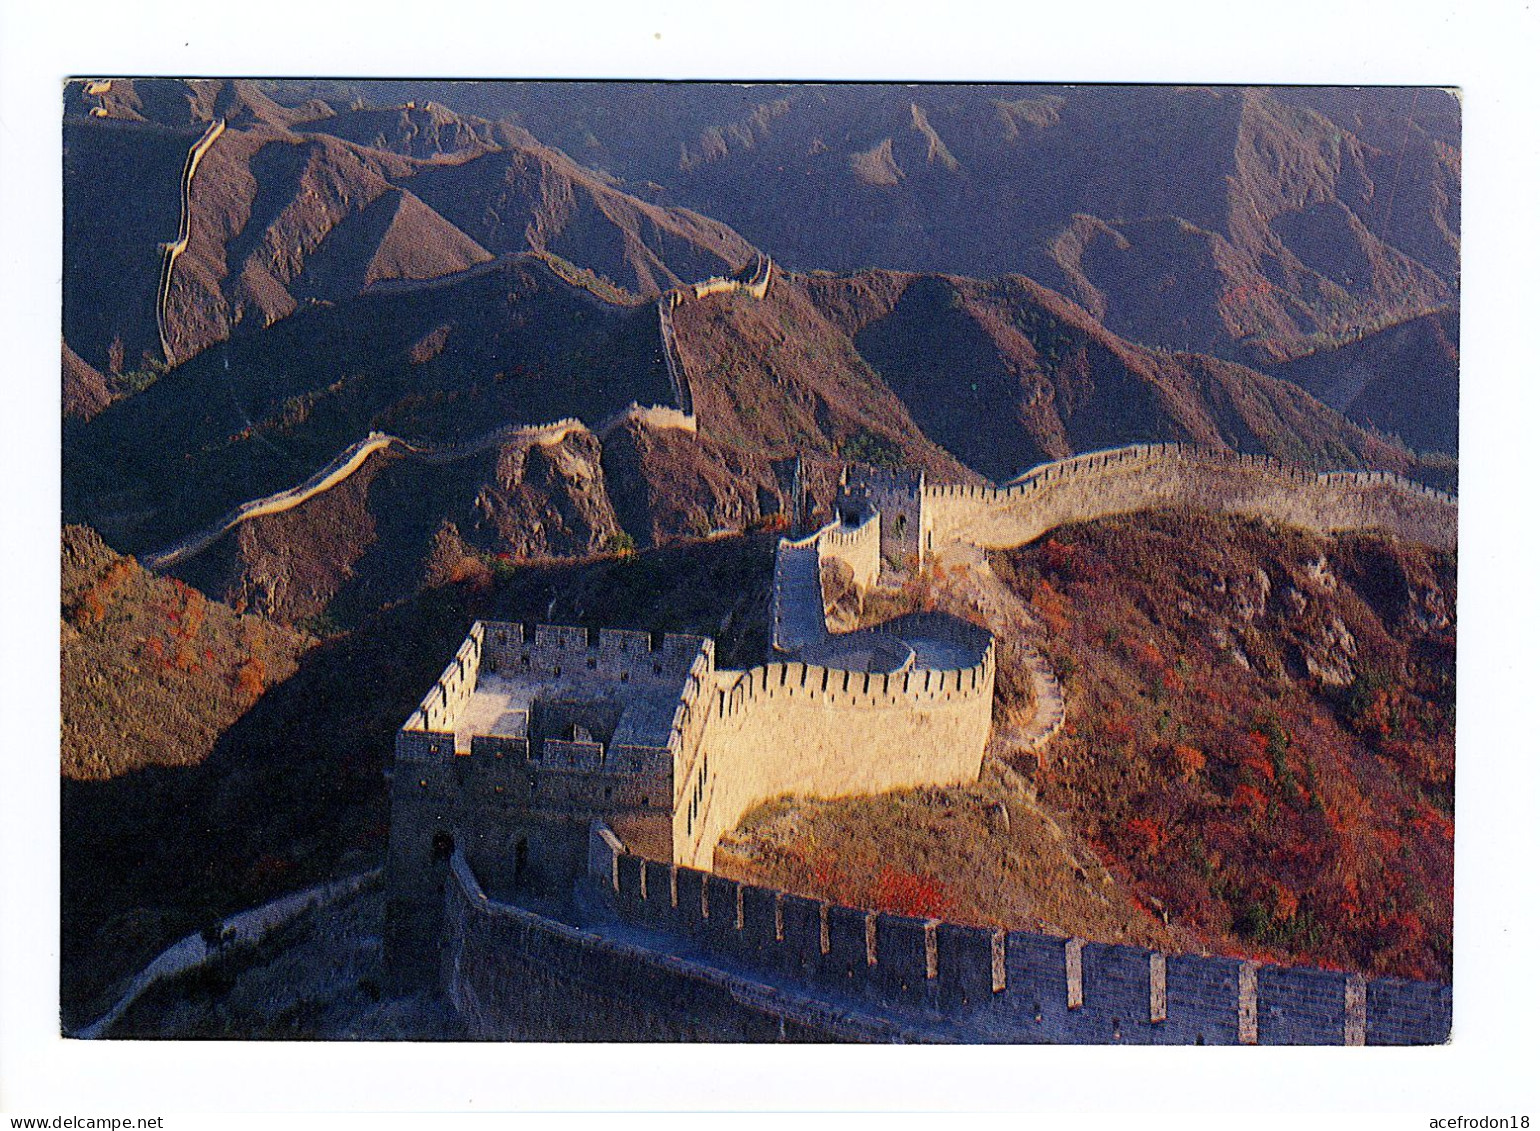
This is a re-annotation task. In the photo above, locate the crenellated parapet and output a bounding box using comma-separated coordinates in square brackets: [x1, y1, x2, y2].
[584, 830, 1451, 1045]
[924, 443, 1456, 553]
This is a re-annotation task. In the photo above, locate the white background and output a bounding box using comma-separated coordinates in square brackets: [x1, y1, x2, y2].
[2, 0, 1537, 1122]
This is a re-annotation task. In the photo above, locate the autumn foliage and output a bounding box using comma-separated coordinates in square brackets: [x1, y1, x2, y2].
[993, 510, 1455, 981]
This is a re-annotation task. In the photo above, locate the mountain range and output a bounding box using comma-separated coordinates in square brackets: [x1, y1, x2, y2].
[57, 77, 1461, 1026]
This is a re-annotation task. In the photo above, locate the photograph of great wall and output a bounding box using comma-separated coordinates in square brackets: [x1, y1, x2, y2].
[57, 79, 1459, 1046]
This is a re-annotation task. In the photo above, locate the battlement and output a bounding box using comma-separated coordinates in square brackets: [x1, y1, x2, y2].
[398, 622, 712, 785]
[924, 443, 1456, 553]
[475, 621, 712, 687]
[687, 253, 775, 301]
[588, 834, 1451, 1045]
[594, 402, 697, 438]
[390, 440, 1456, 1038]
[713, 644, 994, 725]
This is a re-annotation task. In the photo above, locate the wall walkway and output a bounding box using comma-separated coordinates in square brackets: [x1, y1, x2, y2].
[929, 443, 1455, 553]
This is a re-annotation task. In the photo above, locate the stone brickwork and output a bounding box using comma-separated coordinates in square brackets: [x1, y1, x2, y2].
[926, 443, 1455, 553]
[586, 834, 1452, 1045]
[443, 846, 911, 1042]
[837, 466, 932, 570]
[390, 440, 1456, 1038]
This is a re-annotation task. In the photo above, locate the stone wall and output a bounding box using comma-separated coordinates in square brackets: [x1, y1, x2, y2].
[403, 621, 485, 736]
[388, 622, 709, 983]
[156, 116, 226, 364]
[442, 846, 909, 1041]
[838, 466, 931, 568]
[816, 513, 882, 592]
[657, 296, 693, 416]
[594, 402, 697, 438]
[673, 636, 995, 869]
[926, 443, 1456, 553]
[140, 418, 589, 571]
[589, 835, 1452, 1045]
[688, 254, 774, 301]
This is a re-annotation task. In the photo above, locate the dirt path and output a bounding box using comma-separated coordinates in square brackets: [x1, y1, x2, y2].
[930, 538, 1065, 757]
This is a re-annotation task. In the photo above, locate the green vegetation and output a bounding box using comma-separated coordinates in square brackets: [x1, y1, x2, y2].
[839, 427, 906, 470]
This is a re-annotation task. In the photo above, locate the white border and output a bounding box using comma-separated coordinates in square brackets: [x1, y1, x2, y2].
[4, 0, 1539, 1120]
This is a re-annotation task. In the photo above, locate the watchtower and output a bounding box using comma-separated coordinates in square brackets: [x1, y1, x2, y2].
[835, 465, 930, 571]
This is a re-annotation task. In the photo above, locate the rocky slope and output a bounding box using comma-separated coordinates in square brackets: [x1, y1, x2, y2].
[396, 83, 1458, 365]
[62, 254, 671, 553]
[61, 523, 313, 780]
[995, 511, 1454, 981]
[805, 269, 1424, 482]
[62, 78, 758, 378]
[170, 425, 628, 626]
[723, 510, 1453, 983]
[1269, 307, 1460, 456]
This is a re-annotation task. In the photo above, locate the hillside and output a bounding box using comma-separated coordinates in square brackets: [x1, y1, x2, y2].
[61, 524, 312, 781]
[62, 254, 672, 554]
[1269, 308, 1460, 456]
[385, 83, 1458, 365]
[62, 341, 111, 422]
[722, 511, 1453, 983]
[62, 79, 762, 376]
[669, 272, 979, 483]
[168, 426, 629, 627]
[998, 512, 1454, 980]
[805, 269, 1424, 482]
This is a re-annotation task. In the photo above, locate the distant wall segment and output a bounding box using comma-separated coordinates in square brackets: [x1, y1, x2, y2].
[156, 117, 225, 365]
[926, 444, 1455, 553]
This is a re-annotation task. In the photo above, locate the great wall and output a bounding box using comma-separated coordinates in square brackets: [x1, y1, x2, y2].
[134, 255, 765, 571]
[926, 444, 1456, 554]
[155, 116, 225, 365]
[106, 179, 1455, 1043]
[73, 868, 381, 1039]
[377, 452, 1455, 1044]
[138, 419, 588, 571]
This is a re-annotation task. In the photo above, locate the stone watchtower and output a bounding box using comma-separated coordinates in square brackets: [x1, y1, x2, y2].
[835, 465, 931, 572]
[384, 622, 713, 988]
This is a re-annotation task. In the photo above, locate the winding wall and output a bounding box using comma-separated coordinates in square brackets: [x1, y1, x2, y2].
[137, 252, 777, 572]
[768, 515, 881, 655]
[138, 418, 585, 571]
[155, 117, 225, 365]
[657, 253, 775, 419]
[73, 868, 381, 1039]
[927, 443, 1456, 553]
